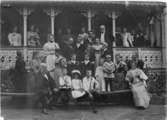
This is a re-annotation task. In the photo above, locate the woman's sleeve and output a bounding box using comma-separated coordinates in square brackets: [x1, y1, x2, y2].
[140, 70, 148, 80]
[125, 71, 131, 82]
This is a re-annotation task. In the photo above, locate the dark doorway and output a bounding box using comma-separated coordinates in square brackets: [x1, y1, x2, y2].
[55, 9, 87, 36]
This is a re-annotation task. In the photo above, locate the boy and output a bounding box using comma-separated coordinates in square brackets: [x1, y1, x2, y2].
[103, 54, 116, 92]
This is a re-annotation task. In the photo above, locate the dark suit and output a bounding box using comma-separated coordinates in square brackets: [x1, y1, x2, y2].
[97, 31, 114, 50]
[73, 43, 87, 61]
[67, 61, 80, 76]
[80, 61, 95, 77]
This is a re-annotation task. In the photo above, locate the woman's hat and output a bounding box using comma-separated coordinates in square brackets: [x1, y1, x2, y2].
[72, 70, 81, 75]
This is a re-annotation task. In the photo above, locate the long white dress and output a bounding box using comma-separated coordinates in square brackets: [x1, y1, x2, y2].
[125, 68, 150, 108]
[95, 66, 105, 91]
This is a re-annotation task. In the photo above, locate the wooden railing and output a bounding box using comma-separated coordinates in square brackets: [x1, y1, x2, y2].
[0, 47, 163, 70]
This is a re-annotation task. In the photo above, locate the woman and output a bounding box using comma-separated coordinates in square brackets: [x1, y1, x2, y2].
[125, 61, 150, 109]
[14, 51, 26, 91]
[27, 25, 40, 47]
[115, 54, 128, 90]
[92, 38, 107, 67]
[95, 58, 105, 92]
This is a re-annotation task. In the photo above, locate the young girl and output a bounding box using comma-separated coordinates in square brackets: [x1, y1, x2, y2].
[71, 70, 85, 99]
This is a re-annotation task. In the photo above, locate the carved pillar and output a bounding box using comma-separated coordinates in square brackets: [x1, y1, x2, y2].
[112, 11, 117, 47]
[18, 8, 33, 46]
[106, 11, 119, 47]
[44, 8, 61, 35]
[81, 9, 95, 31]
[17, 7, 33, 61]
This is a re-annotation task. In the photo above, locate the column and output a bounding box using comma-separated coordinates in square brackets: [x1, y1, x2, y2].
[44, 8, 61, 36]
[81, 9, 95, 31]
[112, 11, 116, 47]
[87, 9, 92, 31]
[23, 8, 28, 47]
[17, 7, 32, 61]
[163, 7, 167, 67]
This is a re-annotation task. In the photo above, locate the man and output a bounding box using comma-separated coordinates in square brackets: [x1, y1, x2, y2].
[73, 34, 86, 61]
[67, 54, 80, 76]
[122, 28, 134, 47]
[14, 51, 26, 91]
[97, 25, 113, 50]
[8, 26, 22, 46]
[80, 54, 94, 77]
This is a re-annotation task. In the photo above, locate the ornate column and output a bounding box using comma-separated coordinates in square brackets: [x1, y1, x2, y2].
[17, 7, 33, 61]
[81, 9, 95, 31]
[18, 8, 33, 47]
[106, 11, 119, 47]
[112, 11, 117, 47]
[44, 8, 61, 35]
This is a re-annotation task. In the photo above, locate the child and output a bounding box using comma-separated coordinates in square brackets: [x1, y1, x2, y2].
[82, 69, 99, 113]
[71, 70, 85, 99]
[58, 69, 72, 104]
[103, 54, 116, 92]
[83, 69, 99, 96]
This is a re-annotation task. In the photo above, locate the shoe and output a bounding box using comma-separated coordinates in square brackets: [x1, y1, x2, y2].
[41, 109, 49, 115]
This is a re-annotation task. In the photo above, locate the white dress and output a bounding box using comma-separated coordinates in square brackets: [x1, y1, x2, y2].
[59, 75, 72, 88]
[95, 66, 105, 91]
[125, 68, 150, 108]
[122, 32, 133, 47]
[8, 33, 22, 46]
[71, 79, 85, 98]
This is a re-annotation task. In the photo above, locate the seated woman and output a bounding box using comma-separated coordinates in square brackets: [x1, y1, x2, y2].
[125, 61, 150, 109]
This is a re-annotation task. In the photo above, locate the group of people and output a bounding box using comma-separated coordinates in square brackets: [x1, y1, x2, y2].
[8, 24, 151, 48]
[12, 25, 151, 115]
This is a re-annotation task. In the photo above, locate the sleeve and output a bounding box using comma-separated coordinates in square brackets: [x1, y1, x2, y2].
[125, 71, 131, 82]
[93, 78, 99, 90]
[59, 77, 64, 86]
[95, 67, 100, 77]
[82, 78, 86, 90]
[18, 34, 22, 46]
[55, 43, 60, 49]
[43, 44, 48, 51]
[8, 34, 12, 45]
[139, 70, 148, 80]
[68, 76, 72, 87]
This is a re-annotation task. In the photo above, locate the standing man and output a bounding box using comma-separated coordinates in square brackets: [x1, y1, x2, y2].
[8, 26, 22, 46]
[97, 25, 113, 51]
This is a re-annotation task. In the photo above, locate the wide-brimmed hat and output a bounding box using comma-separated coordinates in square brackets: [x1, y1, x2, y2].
[72, 70, 81, 75]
